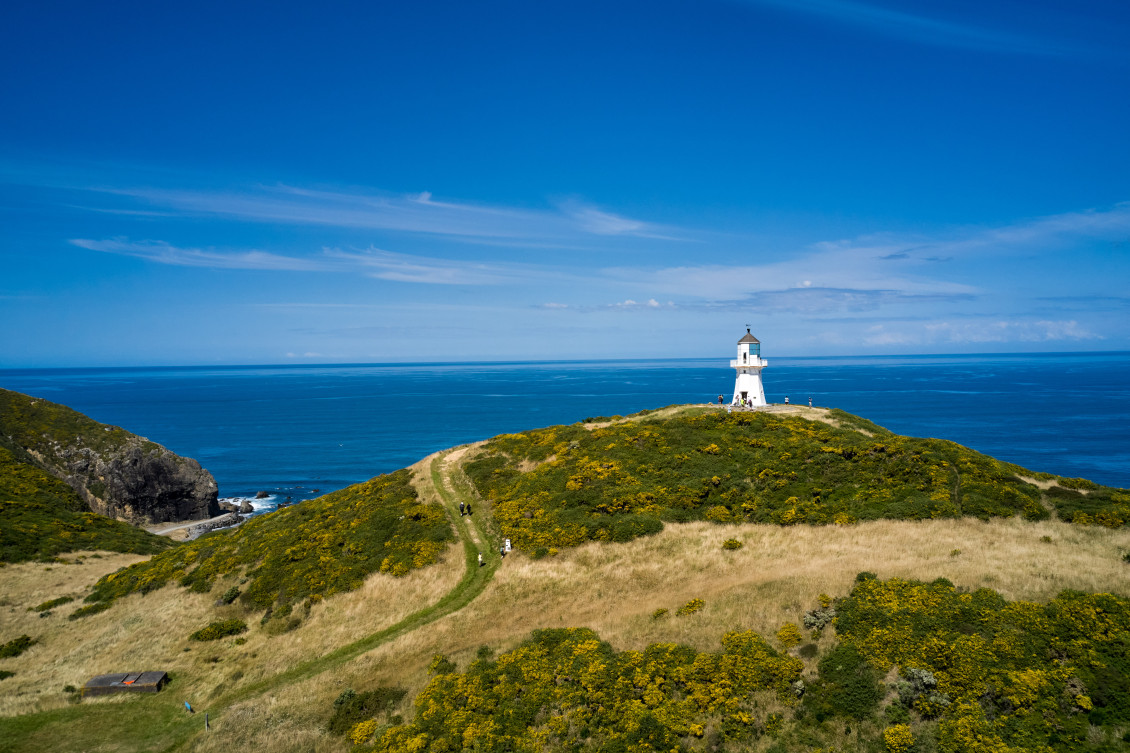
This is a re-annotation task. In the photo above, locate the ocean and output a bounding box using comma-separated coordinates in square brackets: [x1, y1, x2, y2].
[2, 352, 1127, 514]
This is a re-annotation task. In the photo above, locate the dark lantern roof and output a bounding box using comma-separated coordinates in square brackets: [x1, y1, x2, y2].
[738, 328, 760, 344]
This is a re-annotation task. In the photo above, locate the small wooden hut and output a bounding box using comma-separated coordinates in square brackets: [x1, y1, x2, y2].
[82, 671, 168, 697]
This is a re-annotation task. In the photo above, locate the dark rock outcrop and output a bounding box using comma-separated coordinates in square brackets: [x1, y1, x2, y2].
[1, 388, 220, 525]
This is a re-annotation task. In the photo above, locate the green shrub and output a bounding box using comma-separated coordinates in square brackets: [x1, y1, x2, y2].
[805, 643, 883, 721]
[31, 596, 74, 612]
[651, 608, 668, 620]
[428, 654, 456, 675]
[327, 686, 407, 735]
[189, 619, 247, 642]
[722, 538, 743, 550]
[0, 670, 14, 680]
[219, 586, 240, 605]
[67, 602, 111, 621]
[0, 635, 35, 658]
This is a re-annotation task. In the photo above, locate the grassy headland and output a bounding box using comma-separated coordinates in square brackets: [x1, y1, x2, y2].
[0, 445, 173, 563]
[2, 404, 1129, 753]
[465, 406, 1129, 554]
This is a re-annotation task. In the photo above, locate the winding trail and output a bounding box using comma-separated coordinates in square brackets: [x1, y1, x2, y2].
[160, 445, 499, 751]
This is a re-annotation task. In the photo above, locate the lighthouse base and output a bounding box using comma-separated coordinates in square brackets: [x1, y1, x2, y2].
[732, 369, 766, 406]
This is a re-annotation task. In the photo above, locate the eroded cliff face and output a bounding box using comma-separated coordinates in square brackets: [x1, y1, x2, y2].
[2, 388, 220, 525]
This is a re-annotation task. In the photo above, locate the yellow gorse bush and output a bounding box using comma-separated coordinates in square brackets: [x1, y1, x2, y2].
[465, 409, 1121, 554]
[835, 575, 1130, 751]
[85, 469, 452, 611]
[368, 627, 802, 752]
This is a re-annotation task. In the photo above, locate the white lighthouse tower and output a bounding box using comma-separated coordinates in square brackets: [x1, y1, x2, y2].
[731, 327, 768, 406]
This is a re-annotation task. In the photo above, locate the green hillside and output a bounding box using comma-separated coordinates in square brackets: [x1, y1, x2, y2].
[0, 444, 173, 563]
[353, 576, 1130, 753]
[0, 388, 154, 459]
[0, 388, 219, 525]
[85, 468, 453, 611]
[466, 408, 1129, 553]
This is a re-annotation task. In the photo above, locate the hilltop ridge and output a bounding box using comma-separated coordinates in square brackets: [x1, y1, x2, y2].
[0, 388, 220, 526]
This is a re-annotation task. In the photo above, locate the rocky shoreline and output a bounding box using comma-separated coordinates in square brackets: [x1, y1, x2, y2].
[183, 512, 244, 541]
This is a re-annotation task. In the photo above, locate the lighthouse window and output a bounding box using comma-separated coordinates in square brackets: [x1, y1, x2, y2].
[743, 352, 747, 362]
[751, 343, 760, 357]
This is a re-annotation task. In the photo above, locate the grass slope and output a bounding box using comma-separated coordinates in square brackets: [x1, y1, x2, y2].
[0, 388, 155, 461]
[466, 407, 1130, 553]
[84, 468, 453, 612]
[0, 445, 172, 563]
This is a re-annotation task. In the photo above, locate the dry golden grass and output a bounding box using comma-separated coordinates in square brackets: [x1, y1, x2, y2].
[343, 516, 1130, 687]
[0, 459, 463, 720]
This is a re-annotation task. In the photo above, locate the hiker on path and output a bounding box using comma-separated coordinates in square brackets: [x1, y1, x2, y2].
[459, 501, 465, 516]
[478, 552, 483, 567]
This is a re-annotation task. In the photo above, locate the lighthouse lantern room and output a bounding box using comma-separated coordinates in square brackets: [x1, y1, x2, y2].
[731, 327, 767, 406]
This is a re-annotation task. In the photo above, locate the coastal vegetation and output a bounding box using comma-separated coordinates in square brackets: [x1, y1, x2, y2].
[189, 619, 248, 642]
[465, 408, 1128, 554]
[0, 388, 150, 459]
[0, 387, 219, 526]
[2, 403, 1129, 753]
[0, 444, 173, 563]
[0, 635, 35, 659]
[83, 468, 452, 612]
[346, 575, 1130, 753]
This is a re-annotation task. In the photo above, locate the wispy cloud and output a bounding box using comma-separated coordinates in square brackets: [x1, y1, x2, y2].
[740, 0, 1075, 55]
[600, 202, 1130, 311]
[326, 247, 526, 285]
[70, 238, 328, 271]
[89, 183, 679, 248]
[71, 238, 560, 286]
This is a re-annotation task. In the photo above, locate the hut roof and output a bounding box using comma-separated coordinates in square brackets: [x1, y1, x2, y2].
[82, 671, 168, 696]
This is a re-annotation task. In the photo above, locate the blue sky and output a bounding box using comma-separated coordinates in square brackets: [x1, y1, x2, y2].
[2, 0, 1128, 366]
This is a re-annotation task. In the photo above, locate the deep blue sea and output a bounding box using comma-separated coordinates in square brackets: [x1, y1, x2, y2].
[2, 352, 1127, 513]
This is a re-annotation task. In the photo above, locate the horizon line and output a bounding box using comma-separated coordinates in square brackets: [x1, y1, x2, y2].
[1, 349, 1128, 374]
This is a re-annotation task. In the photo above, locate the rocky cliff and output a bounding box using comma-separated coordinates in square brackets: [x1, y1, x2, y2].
[0, 388, 220, 525]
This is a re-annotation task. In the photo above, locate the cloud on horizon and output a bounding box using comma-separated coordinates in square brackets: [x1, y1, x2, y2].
[862, 318, 1103, 346]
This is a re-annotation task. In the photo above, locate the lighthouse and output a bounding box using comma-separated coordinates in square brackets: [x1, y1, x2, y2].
[731, 327, 767, 406]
